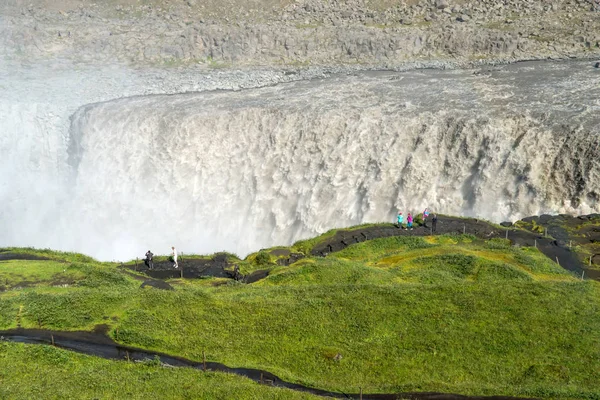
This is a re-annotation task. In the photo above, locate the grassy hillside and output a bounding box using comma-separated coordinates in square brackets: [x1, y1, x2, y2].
[0, 341, 319, 400]
[0, 232, 599, 399]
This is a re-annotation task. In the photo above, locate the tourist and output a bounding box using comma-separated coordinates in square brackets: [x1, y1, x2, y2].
[423, 208, 430, 227]
[145, 250, 154, 270]
[432, 213, 438, 233]
[171, 246, 178, 269]
[407, 213, 413, 230]
[397, 212, 404, 229]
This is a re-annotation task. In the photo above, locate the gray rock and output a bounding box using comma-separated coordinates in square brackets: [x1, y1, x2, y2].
[500, 221, 513, 227]
[1, 0, 599, 68]
[595, 61, 600, 68]
[436, 0, 449, 10]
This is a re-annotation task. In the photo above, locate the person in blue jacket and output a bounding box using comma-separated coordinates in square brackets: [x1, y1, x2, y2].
[397, 212, 404, 229]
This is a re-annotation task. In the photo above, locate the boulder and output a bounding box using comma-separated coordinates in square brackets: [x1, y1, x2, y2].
[436, 0, 449, 10]
[595, 61, 600, 68]
[553, 239, 567, 247]
[500, 221, 513, 227]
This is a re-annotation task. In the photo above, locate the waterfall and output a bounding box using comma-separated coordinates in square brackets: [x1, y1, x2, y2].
[2, 62, 599, 260]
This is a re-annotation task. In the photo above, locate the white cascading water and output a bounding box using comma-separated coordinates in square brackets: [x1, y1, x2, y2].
[1, 61, 600, 260]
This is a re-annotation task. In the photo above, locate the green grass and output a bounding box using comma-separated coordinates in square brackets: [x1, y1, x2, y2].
[0, 342, 320, 400]
[332, 236, 434, 262]
[260, 258, 399, 286]
[292, 228, 340, 255]
[0, 247, 98, 264]
[77, 281, 600, 397]
[0, 260, 82, 290]
[0, 230, 599, 399]
[291, 223, 395, 255]
[0, 259, 138, 291]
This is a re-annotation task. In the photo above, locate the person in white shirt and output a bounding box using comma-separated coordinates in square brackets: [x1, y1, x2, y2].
[171, 246, 178, 269]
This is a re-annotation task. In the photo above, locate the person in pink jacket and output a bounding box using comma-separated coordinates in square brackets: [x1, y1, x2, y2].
[407, 213, 413, 230]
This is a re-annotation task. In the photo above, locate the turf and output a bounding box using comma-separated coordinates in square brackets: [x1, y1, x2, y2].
[0, 260, 83, 290]
[0, 232, 599, 399]
[0, 341, 320, 400]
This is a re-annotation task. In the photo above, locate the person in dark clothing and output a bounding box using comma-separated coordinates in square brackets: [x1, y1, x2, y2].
[145, 250, 154, 269]
[431, 214, 438, 233]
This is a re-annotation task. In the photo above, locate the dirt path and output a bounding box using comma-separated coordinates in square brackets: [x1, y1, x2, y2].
[0, 252, 51, 261]
[129, 253, 232, 279]
[124, 253, 270, 284]
[2, 215, 597, 283]
[311, 216, 595, 280]
[0, 328, 536, 400]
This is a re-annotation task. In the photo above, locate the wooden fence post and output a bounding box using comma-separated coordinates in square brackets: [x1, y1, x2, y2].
[51, 334, 54, 346]
[135, 257, 138, 271]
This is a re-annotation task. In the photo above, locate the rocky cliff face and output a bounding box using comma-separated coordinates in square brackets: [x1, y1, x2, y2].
[1, 0, 599, 66]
